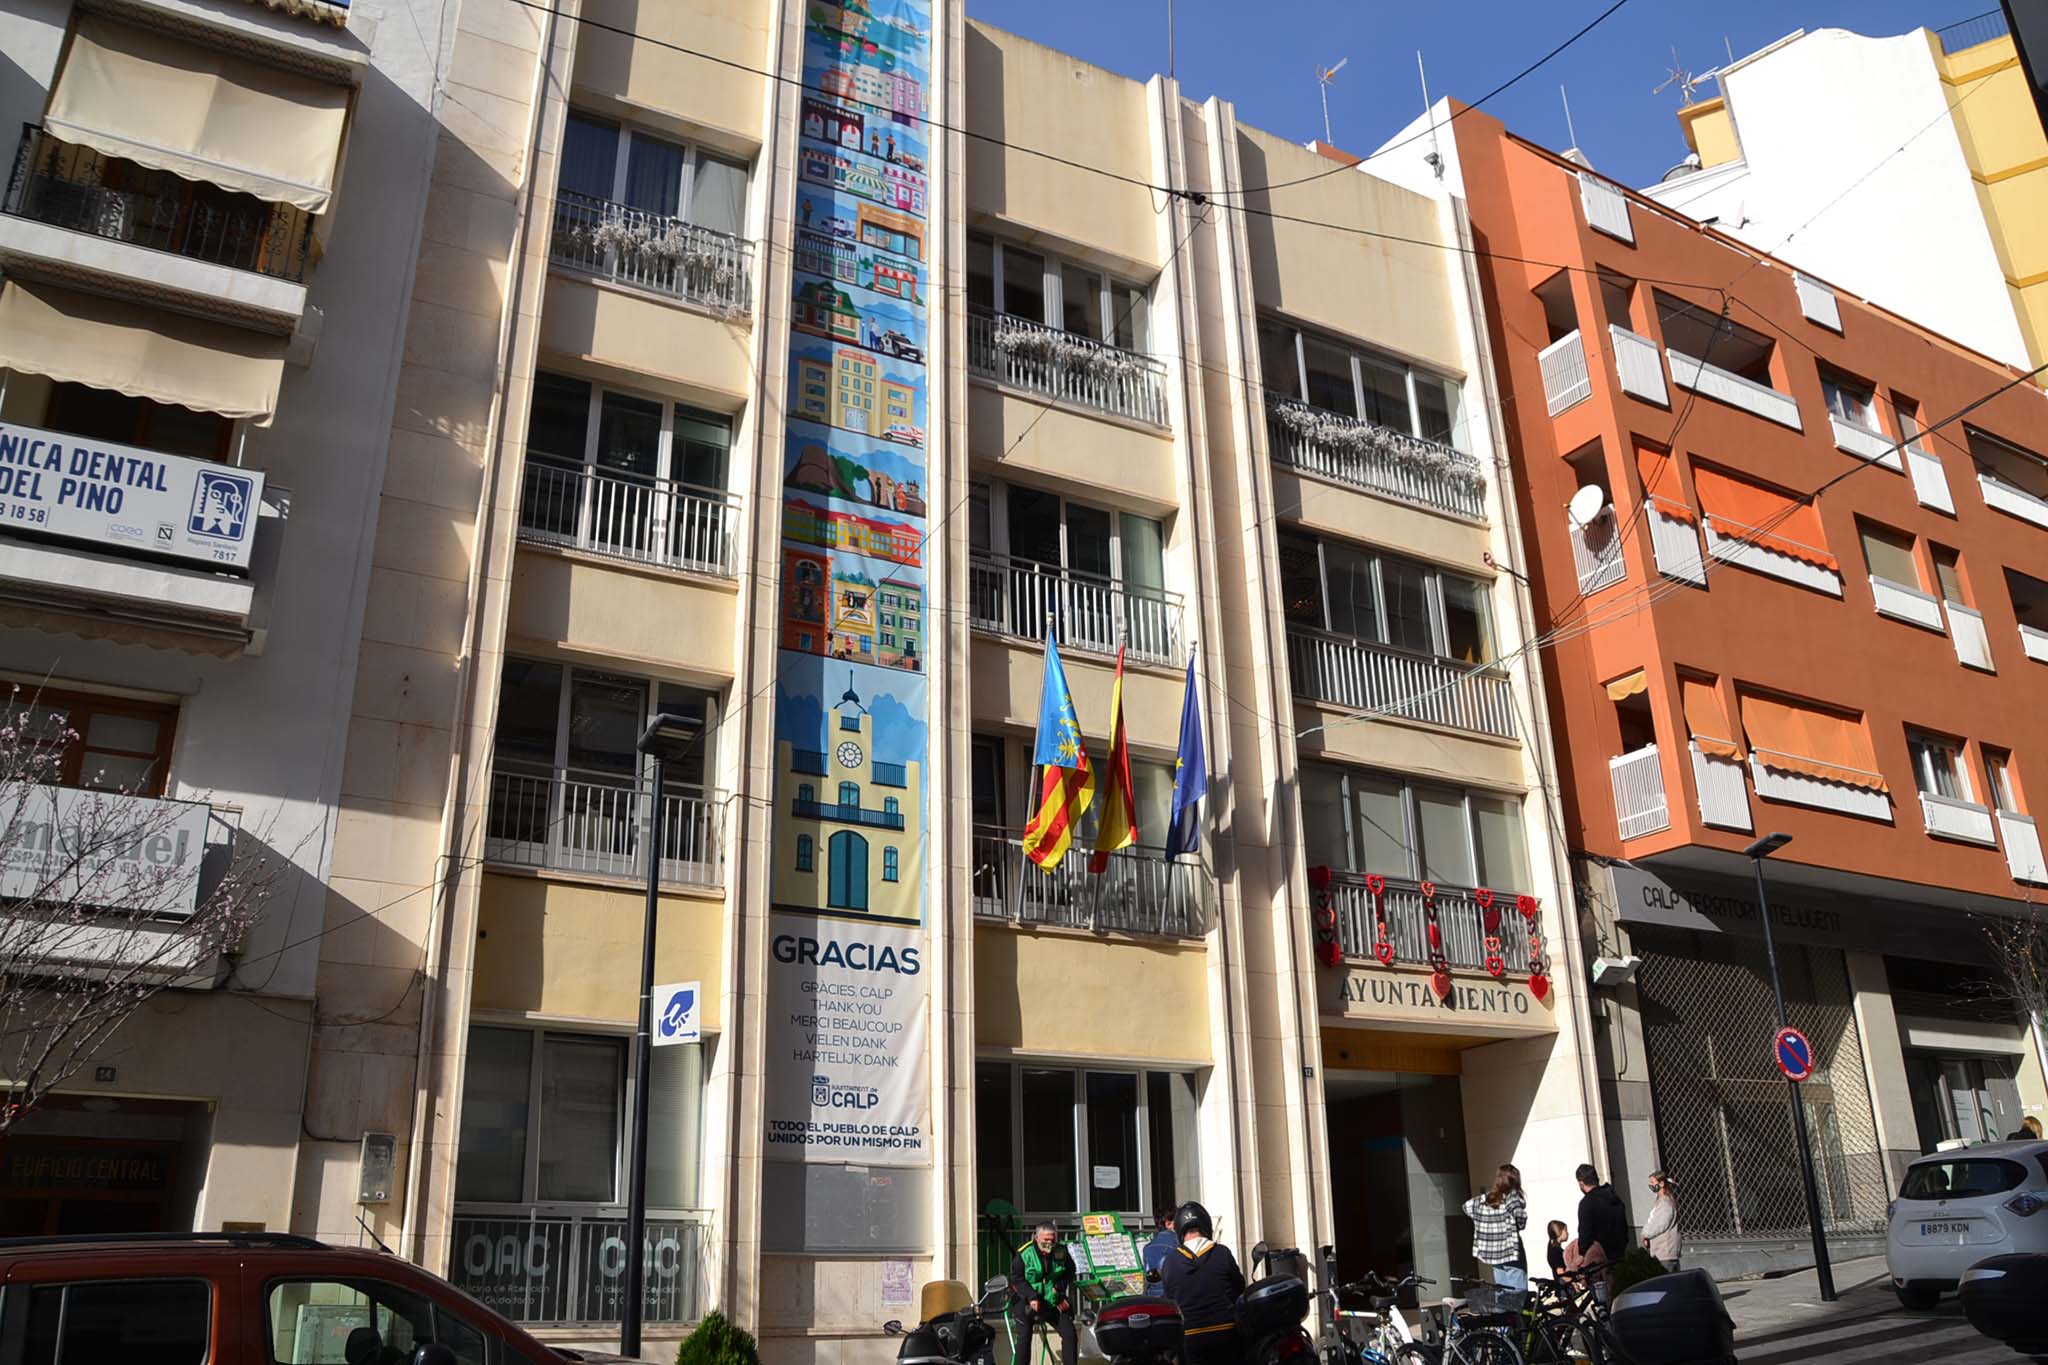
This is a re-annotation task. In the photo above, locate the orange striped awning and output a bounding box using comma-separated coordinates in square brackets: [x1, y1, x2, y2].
[1679, 678, 1743, 761]
[1737, 692, 1887, 792]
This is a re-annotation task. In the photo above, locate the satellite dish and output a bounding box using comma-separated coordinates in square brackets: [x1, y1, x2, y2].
[1567, 484, 1608, 527]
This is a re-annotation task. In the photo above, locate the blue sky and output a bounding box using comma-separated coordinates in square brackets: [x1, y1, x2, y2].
[962, 1, 1996, 189]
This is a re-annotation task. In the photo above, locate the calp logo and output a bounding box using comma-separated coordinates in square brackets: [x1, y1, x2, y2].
[811, 1074, 879, 1109]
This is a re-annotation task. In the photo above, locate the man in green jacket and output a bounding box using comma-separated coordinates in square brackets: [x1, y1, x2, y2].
[1009, 1221, 1078, 1365]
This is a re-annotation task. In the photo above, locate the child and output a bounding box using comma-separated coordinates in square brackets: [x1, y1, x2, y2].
[1545, 1220, 1569, 1278]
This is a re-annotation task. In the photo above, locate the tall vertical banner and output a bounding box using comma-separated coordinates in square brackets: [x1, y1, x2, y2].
[765, 0, 935, 1219]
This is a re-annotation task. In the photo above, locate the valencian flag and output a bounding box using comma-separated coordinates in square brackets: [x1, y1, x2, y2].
[1022, 630, 1095, 869]
[1089, 645, 1137, 874]
[1164, 654, 1208, 861]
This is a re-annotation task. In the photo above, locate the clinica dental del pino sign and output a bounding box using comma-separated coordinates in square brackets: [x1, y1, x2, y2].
[0, 422, 263, 570]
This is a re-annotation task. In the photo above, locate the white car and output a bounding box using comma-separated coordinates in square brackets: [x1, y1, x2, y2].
[1888, 1141, 2048, 1309]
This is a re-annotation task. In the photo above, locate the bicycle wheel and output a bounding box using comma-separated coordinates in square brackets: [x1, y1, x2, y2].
[1530, 1318, 1599, 1365]
[1390, 1344, 1440, 1365]
[1449, 1332, 1524, 1365]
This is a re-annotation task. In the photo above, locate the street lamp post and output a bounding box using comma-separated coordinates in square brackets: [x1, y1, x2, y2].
[622, 713, 698, 1357]
[1745, 831, 1836, 1303]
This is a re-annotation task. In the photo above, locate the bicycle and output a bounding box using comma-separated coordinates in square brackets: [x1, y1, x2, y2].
[1411, 1279, 1527, 1365]
[1515, 1268, 1607, 1365]
[1320, 1269, 1434, 1365]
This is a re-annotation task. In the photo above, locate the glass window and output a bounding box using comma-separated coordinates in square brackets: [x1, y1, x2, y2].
[595, 391, 663, 480]
[26, 688, 180, 795]
[1111, 282, 1149, 353]
[1351, 773, 1410, 879]
[840, 781, 860, 807]
[1414, 785, 1476, 887]
[624, 131, 687, 216]
[1085, 1072, 1140, 1210]
[1415, 375, 1462, 450]
[1131, 760, 1174, 840]
[1441, 577, 1493, 664]
[1002, 245, 1046, 322]
[560, 113, 620, 201]
[1146, 1070, 1200, 1212]
[647, 1040, 707, 1208]
[672, 407, 731, 490]
[1007, 485, 1064, 566]
[1065, 502, 1116, 581]
[537, 1035, 622, 1202]
[1821, 371, 1878, 430]
[1277, 532, 1325, 627]
[265, 1278, 485, 1365]
[883, 847, 899, 882]
[1899, 1158, 2026, 1200]
[1908, 733, 1971, 803]
[1322, 542, 1379, 642]
[492, 659, 563, 769]
[1985, 751, 2021, 814]
[1859, 525, 1921, 588]
[1472, 795, 1529, 892]
[526, 372, 592, 466]
[977, 1062, 1015, 1207]
[1380, 558, 1435, 655]
[967, 235, 995, 313]
[1259, 320, 1301, 399]
[796, 834, 814, 871]
[1119, 513, 1166, 593]
[455, 1026, 534, 1203]
[690, 155, 747, 238]
[23, 1280, 209, 1365]
[828, 831, 869, 910]
[1020, 1067, 1078, 1211]
[1302, 337, 1357, 417]
[1358, 356, 1411, 433]
[1932, 547, 1966, 605]
[566, 671, 644, 775]
[1061, 262, 1102, 339]
[1299, 764, 1352, 871]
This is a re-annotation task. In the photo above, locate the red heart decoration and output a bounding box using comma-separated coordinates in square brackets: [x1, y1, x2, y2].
[1365, 873, 1386, 897]
[1474, 888, 1494, 908]
[1315, 938, 1342, 968]
[1430, 969, 1453, 1002]
[1483, 907, 1502, 934]
[1420, 880, 1437, 901]
[1517, 894, 1538, 919]
[1374, 938, 1395, 966]
[1306, 864, 1333, 892]
[1486, 956, 1506, 978]
[1314, 905, 1337, 931]
[1529, 972, 1551, 1001]
[1427, 922, 1442, 952]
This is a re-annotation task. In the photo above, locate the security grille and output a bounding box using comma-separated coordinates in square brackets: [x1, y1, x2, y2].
[1635, 932, 1889, 1241]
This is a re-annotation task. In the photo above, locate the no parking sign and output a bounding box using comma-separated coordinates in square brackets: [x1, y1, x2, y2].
[1774, 1026, 1815, 1082]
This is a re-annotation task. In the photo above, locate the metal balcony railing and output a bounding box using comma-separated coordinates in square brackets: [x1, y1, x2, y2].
[518, 460, 740, 578]
[1610, 744, 1671, 840]
[1570, 507, 1627, 595]
[1265, 392, 1487, 521]
[3, 124, 312, 281]
[550, 189, 753, 317]
[1285, 625, 1517, 740]
[972, 826, 1207, 939]
[969, 551, 1184, 666]
[484, 765, 725, 888]
[448, 1206, 709, 1326]
[967, 307, 1169, 426]
[790, 797, 905, 831]
[1538, 330, 1591, 415]
[1327, 873, 1538, 971]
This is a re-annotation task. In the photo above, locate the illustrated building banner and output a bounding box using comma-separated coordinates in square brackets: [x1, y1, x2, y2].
[765, 0, 934, 1196]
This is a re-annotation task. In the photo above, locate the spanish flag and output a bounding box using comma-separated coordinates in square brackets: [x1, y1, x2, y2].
[1022, 630, 1094, 869]
[1089, 645, 1136, 873]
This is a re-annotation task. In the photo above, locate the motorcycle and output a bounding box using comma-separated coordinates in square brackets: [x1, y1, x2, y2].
[883, 1275, 1009, 1365]
[1239, 1242, 1316, 1365]
[1094, 1271, 1185, 1365]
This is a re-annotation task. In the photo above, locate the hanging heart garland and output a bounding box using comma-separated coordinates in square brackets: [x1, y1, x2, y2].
[1474, 888, 1494, 908]
[1423, 899, 1453, 1004]
[1430, 967, 1454, 1002]
[1529, 971, 1551, 1000]
[1483, 907, 1502, 934]
[1365, 873, 1387, 897]
[1484, 935, 1506, 979]
[1516, 894, 1539, 922]
[1374, 932, 1395, 966]
[1420, 880, 1437, 902]
[1315, 938, 1342, 968]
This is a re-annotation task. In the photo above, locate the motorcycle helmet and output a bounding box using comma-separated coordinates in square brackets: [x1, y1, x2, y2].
[1173, 1201, 1214, 1240]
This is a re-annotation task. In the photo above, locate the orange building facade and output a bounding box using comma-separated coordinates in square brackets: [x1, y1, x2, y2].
[1440, 108, 2048, 1277]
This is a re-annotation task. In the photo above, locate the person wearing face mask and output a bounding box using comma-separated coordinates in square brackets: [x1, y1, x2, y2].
[1010, 1221, 1078, 1365]
[1641, 1170, 1681, 1271]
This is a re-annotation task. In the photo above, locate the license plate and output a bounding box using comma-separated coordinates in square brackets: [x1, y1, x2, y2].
[1919, 1221, 1973, 1238]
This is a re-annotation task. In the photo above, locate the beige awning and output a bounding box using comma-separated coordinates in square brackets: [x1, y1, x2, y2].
[1604, 669, 1649, 701]
[0, 280, 285, 421]
[44, 15, 349, 213]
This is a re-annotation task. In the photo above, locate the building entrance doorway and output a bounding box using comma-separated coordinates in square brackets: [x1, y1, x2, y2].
[1323, 1070, 1472, 1289]
[0, 1095, 209, 1236]
[1905, 1051, 2025, 1149]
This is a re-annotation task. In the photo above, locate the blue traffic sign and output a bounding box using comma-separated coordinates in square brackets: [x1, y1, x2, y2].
[1775, 1026, 1814, 1082]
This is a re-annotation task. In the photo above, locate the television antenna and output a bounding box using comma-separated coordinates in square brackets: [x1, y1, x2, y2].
[1653, 46, 1707, 106]
[1317, 57, 1349, 145]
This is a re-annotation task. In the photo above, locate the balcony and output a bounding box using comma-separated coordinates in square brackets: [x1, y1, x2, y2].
[1920, 792, 1997, 846]
[971, 826, 1206, 939]
[1906, 446, 1955, 513]
[448, 1206, 707, 1327]
[1666, 348, 1803, 430]
[518, 461, 739, 578]
[790, 796, 905, 831]
[967, 308, 1168, 426]
[1978, 470, 2048, 531]
[1265, 392, 1487, 522]
[1945, 602, 1995, 671]
[1539, 330, 1591, 415]
[1690, 743, 1753, 832]
[1703, 515, 1843, 596]
[2021, 623, 2048, 665]
[1749, 753, 1892, 822]
[1610, 744, 1670, 840]
[1609, 325, 1669, 406]
[550, 190, 753, 318]
[1869, 575, 1945, 632]
[1647, 497, 1707, 584]
[483, 766, 726, 888]
[1570, 507, 1626, 595]
[1286, 625, 1516, 741]
[1830, 416, 1900, 470]
[1996, 811, 2048, 884]
[969, 552, 1184, 666]
[1328, 873, 1539, 972]
[0, 125, 310, 326]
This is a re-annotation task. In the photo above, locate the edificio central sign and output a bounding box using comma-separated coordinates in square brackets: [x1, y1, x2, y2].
[0, 422, 263, 570]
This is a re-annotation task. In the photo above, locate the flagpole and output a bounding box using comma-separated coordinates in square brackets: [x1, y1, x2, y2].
[1011, 612, 1060, 924]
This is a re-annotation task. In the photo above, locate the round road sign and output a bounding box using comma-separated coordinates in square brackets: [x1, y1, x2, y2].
[1775, 1026, 1815, 1082]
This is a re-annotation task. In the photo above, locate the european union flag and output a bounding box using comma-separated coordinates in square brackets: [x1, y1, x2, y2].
[1165, 654, 1207, 861]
